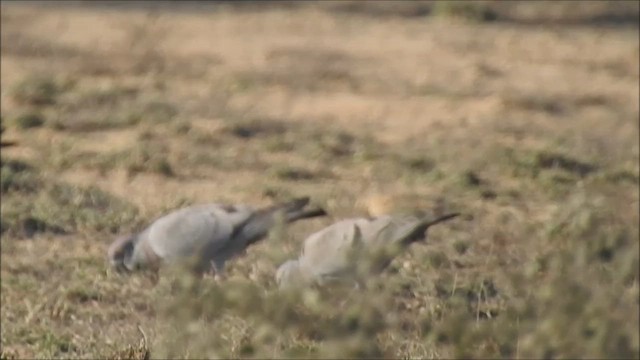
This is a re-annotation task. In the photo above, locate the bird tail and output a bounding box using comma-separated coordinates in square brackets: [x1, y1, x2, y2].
[260, 196, 328, 223]
[237, 197, 327, 246]
[397, 212, 461, 246]
[284, 204, 328, 223]
[424, 213, 461, 228]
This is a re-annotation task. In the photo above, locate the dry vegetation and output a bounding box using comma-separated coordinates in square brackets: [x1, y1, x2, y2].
[1, 1, 639, 359]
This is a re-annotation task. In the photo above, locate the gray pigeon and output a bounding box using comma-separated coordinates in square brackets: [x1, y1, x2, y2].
[276, 212, 460, 289]
[108, 197, 326, 275]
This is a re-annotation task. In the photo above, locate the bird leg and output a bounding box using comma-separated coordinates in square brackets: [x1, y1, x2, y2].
[206, 261, 226, 282]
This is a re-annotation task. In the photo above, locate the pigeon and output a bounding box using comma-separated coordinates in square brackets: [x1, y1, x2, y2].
[108, 197, 327, 275]
[276, 212, 460, 289]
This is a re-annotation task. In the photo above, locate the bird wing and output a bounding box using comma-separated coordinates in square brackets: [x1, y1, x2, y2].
[299, 219, 365, 282]
[360, 215, 421, 247]
[349, 215, 423, 274]
[145, 204, 254, 261]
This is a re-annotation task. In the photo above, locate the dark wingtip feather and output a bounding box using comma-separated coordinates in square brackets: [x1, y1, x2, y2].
[425, 212, 461, 227]
[286, 196, 311, 209]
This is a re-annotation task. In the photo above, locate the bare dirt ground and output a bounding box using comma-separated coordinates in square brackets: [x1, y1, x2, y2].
[1, 1, 638, 359]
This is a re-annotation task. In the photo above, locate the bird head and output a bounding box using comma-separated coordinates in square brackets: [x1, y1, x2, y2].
[107, 234, 136, 273]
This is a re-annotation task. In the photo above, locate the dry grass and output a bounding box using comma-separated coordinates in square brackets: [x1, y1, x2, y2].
[1, 1, 638, 359]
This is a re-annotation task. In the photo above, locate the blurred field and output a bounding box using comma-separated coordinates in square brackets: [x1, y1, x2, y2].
[1, 1, 638, 359]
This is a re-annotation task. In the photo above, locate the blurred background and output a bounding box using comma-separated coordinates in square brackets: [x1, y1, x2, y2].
[1, 1, 638, 359]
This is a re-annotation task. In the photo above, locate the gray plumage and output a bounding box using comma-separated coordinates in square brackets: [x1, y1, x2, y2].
[108, 197, 326, 274]
[276, 212, 460, 289]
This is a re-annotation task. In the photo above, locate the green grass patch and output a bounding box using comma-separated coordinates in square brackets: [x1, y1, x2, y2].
[11, 110, 46, 129]
[9, 74, 72, 106]
[1, 158, 140, 236]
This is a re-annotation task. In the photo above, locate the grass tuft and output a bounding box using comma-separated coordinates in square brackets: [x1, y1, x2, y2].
[9, 74, 69, 106]
[432, 1, 498, 22]
[11, 111, 46, 129]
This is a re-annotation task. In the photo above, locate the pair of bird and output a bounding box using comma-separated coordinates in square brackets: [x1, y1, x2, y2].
[107, 196, 460, 289]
